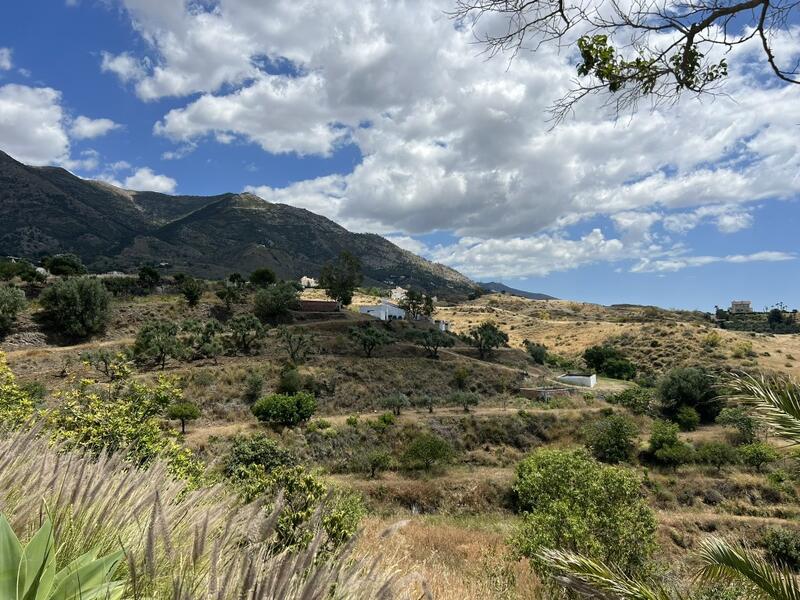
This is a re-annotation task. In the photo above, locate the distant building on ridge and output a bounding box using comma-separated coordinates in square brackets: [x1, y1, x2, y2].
[730, 300, 753, 314]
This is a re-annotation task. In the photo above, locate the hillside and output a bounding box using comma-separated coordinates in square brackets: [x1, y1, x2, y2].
[0, 151, 477, 297]
[479, 281, 557, 300]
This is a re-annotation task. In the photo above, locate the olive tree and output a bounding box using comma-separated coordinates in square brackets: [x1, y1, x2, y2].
[349, 324, 394, 357]
[0, 285, 26, 336]
[468, 321, 509, 359]
[319, 251, 362, 306]
[166, 400, 201, 434]
[40, 277, 111, 339]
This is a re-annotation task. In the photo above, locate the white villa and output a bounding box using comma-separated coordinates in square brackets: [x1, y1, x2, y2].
[730, 300, 753, 314]
[300, 275, 318, 288]
[390, 286, 408, 302]
[359, 299, 406, 321]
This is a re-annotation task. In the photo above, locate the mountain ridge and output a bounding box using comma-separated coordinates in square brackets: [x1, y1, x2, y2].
[479, 281, 556, 300]
[0, 151, 477, 297]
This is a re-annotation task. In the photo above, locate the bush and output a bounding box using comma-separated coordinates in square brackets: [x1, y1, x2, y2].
[180, 277, 204, 307]
[657, 366, 721, 423]
[717, 407, 758, 444]
[138, 265, 160, 289]
[224, 433, 296, 477]
[249, 267, 277, 287]
[584, 413, 639, 464]
[381, 392, 409, 416]
[0, 285, 26, 336]
[696, 441, 739, 472]
[523, 339, 548, 364]
[166, 400, 201, 434]
[583, 345, 636, 380]
[242, 370, 264, 404]
[739, 442, 779, 472]
[362, 449, 392, 478]
[675, 405, 701, 431]
[182, 318, 223, 361]
[608, 386, 653, 415]
[254, 282, 300, 323]
[511, 449, 656, 575]
[649, 420, 695, 469]
[39, 277, 111, 339]
[42, 253, 86, 276]
[763, 528, 800, 570]
[133, 320, 184, 369]
[276, 326, 315, 364]
[277, 367, 305, 395]
[402, 432, 453, 471]
[252, 392, 317, 427]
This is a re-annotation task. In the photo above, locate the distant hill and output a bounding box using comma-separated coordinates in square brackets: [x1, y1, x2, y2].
[0, 150, 478, 297]
[479, 282, 556, 300]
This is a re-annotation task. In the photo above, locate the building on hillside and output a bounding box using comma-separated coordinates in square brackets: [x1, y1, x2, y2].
[359, 299, 406, 321]
[730, 300, 753, 314]
[434, 319, 451, 332]
[390, 286, 408, 302]
[298, 299, 339, 312]
[556, 373, 597, 388]
[300, 275, 318, 288]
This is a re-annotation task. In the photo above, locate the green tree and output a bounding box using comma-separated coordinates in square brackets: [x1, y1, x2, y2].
[249, 267, 277, 288]
[228, 272, 245, 288]
[468, 321, 509, 359]
[511, 448, 656, 575]
[42, 253, 86, 276]
[224, 432, 296, 476]
[182, 318, 223, 361]
[584, 413, 639, 464]
[226, 314, 264, 354]
[717, 407, 759, 444]
[349, 324, 394, 357]
[607, 386, 653, 416]
[676, 405, 701, 431]
[276, 326, 315, 364]
[252, 392, 317, 427]
[319, 251, 362, 306]
[402, 432, 453, 472]
[658, 366, 721, 423]
[166, 400, 201, 434]
[39, 277, 111, 339]
[523, 339, 548, 364]
[399, 289, 434, 320]
[451, 390, 480, 412]
[215, 282, 242, 312]
[768, 308, 785, 330]
[739, 442, 779, 472]
[451, 365, 470, 391]
[80, 348, 133, 382]
[406, 328, 454, 359]
[364, 449, 392, 478]
[0, 285, 25, 337]
[138, 265, 160, 289]
[583, 345, 637, 380]
[696, 441, 739, 472]
[649, 420, 695, 469]
[180, 277, 204, 307]
[253, 282, 299, 324]
[381, 392, 409, 416]
[133, 320, 184, 369]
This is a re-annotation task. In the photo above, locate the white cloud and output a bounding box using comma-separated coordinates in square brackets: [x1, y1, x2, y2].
[0, 84, 69, 165]
[121, 167, 177, 193]
[0, 48, 11, 71]
[69, 115, 120, 139]
[632, 252, 795, 273]
[106, 1, 800, 278]
[383, 235, 430, 256]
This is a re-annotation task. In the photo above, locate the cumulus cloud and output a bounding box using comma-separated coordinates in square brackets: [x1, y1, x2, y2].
[69, 115, 120, 139]
[121, 167, 177, 193]
[0, 48, 11, 71]
[632, 251, 795, 273]
[0, 84, 69, 165]
[105, 0, 800, 278]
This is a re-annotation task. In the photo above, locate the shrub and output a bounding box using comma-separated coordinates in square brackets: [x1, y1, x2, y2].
[226, 314, 264, 354]
[584, 413, 639, 464]
[80, 348, 133, 381]
[0, 353, 35, 429]
[402, 432, 453, 471]
[277, 367, 305, 395]
[583, 345, 636, 380]
[254, 282, 300, 323]
[511, 448, 656, 575]
[276, 326, 315, 364]
[450, 390, 480, 412]
[451, 365, 470, 391]
[717, 407, 758, 444]
[215, 282, 243, 311]
[166, 400, 201, 434]
[252, 392, 317, 427]
[224, 433, 296, 476]
[42, 253, 87, 276]
[249, 267, 277, 287]
[523, 339, 548, 364]
[319, 251, 362, 306]
[649, 420, 695, 469]
[180, 277, 204, 307]
[675, 405, 701, 431]
[763, 528, 800, 570]
[608, 386, 653, 415]
[468, 321, 509, 359]
[363, 449, 392, 478]
[739, 442, 779, 472]
[0, 259, 41, 282]
[0, 285, 26, 336]
[349, 324, 394, 357]
[182, 318, 223, 361]
[138, 265, 160, 289]
[133, 320, 184, 369]
[39, 277, 111, 339]
[346, 415, 359, 427]
[242, 370, 264, 404]
[696, 441, 739, 472]
[657, 366, 721, 423]
[369, 412, 396, 432]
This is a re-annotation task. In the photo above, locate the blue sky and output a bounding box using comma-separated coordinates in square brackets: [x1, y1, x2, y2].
[1, 1, 798, 311]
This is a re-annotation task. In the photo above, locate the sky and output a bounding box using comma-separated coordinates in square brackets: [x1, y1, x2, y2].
[0, 1, 798, 311]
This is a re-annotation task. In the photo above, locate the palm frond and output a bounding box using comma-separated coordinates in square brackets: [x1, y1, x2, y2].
[696, 537, 800, 600]
[537, 548, 678, 600]
[725, 372, 800, 445]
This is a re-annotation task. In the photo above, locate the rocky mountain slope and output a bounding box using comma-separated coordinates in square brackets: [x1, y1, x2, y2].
[0, 151, 477, 297]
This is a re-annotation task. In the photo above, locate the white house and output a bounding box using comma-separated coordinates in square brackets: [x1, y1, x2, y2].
[390, 286, 408, 302]
[300, 275, 318, 288]
[556, 373, 597, 388]
[359, 299, 406, 321]
[434, 319, 451, 332]
[730, 300, 753, 314]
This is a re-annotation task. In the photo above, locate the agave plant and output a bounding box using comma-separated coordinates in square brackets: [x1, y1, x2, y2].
[537, 372, 800, 600]
[0, 514, 124, 600]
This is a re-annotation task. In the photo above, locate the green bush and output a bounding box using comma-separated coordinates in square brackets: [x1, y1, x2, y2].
[451, 390, 480, 412]
[182, 318, 223, 361]
[608, 386, 654, 415]
[657, 366, 721, 423]
[42, 253, 87, 276]
[717, 407, 758, 444]
[138, 265, 160, 289]
[277, 367, 305, 395]
[523, 339, 548, 364]
[739, 442, 779, 472]
[180, 277, 204, 307]
[249, 267, 277, 287]
[242, 370, 264, 403]
[583, 345, 636, 380]
[224, 433, 296, 476]
[402, 432, 453, 471]
[381, 392, 410, 416]
[254, 282, 300, 323]
[0, 285, 26, 336]
[675, 405, 701, 431]
[696, 441, 739, 472]
[511, 448, 656, 575]
[763, 528, 800, 570]
[584, 413, 639, 464]
[133, 320, 184, 369]
[649, 420, 695, 469]
[252, 392, 317, 427]
[39, 277, 111, 339]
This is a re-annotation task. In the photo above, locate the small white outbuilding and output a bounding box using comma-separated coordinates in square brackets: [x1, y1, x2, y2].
[359, 299, 406, 321]
[556, 373, 597, 388]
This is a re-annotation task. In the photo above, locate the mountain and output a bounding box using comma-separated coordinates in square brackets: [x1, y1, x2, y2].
[479, 281, 556, 300]
[0, 151, 477, 297]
